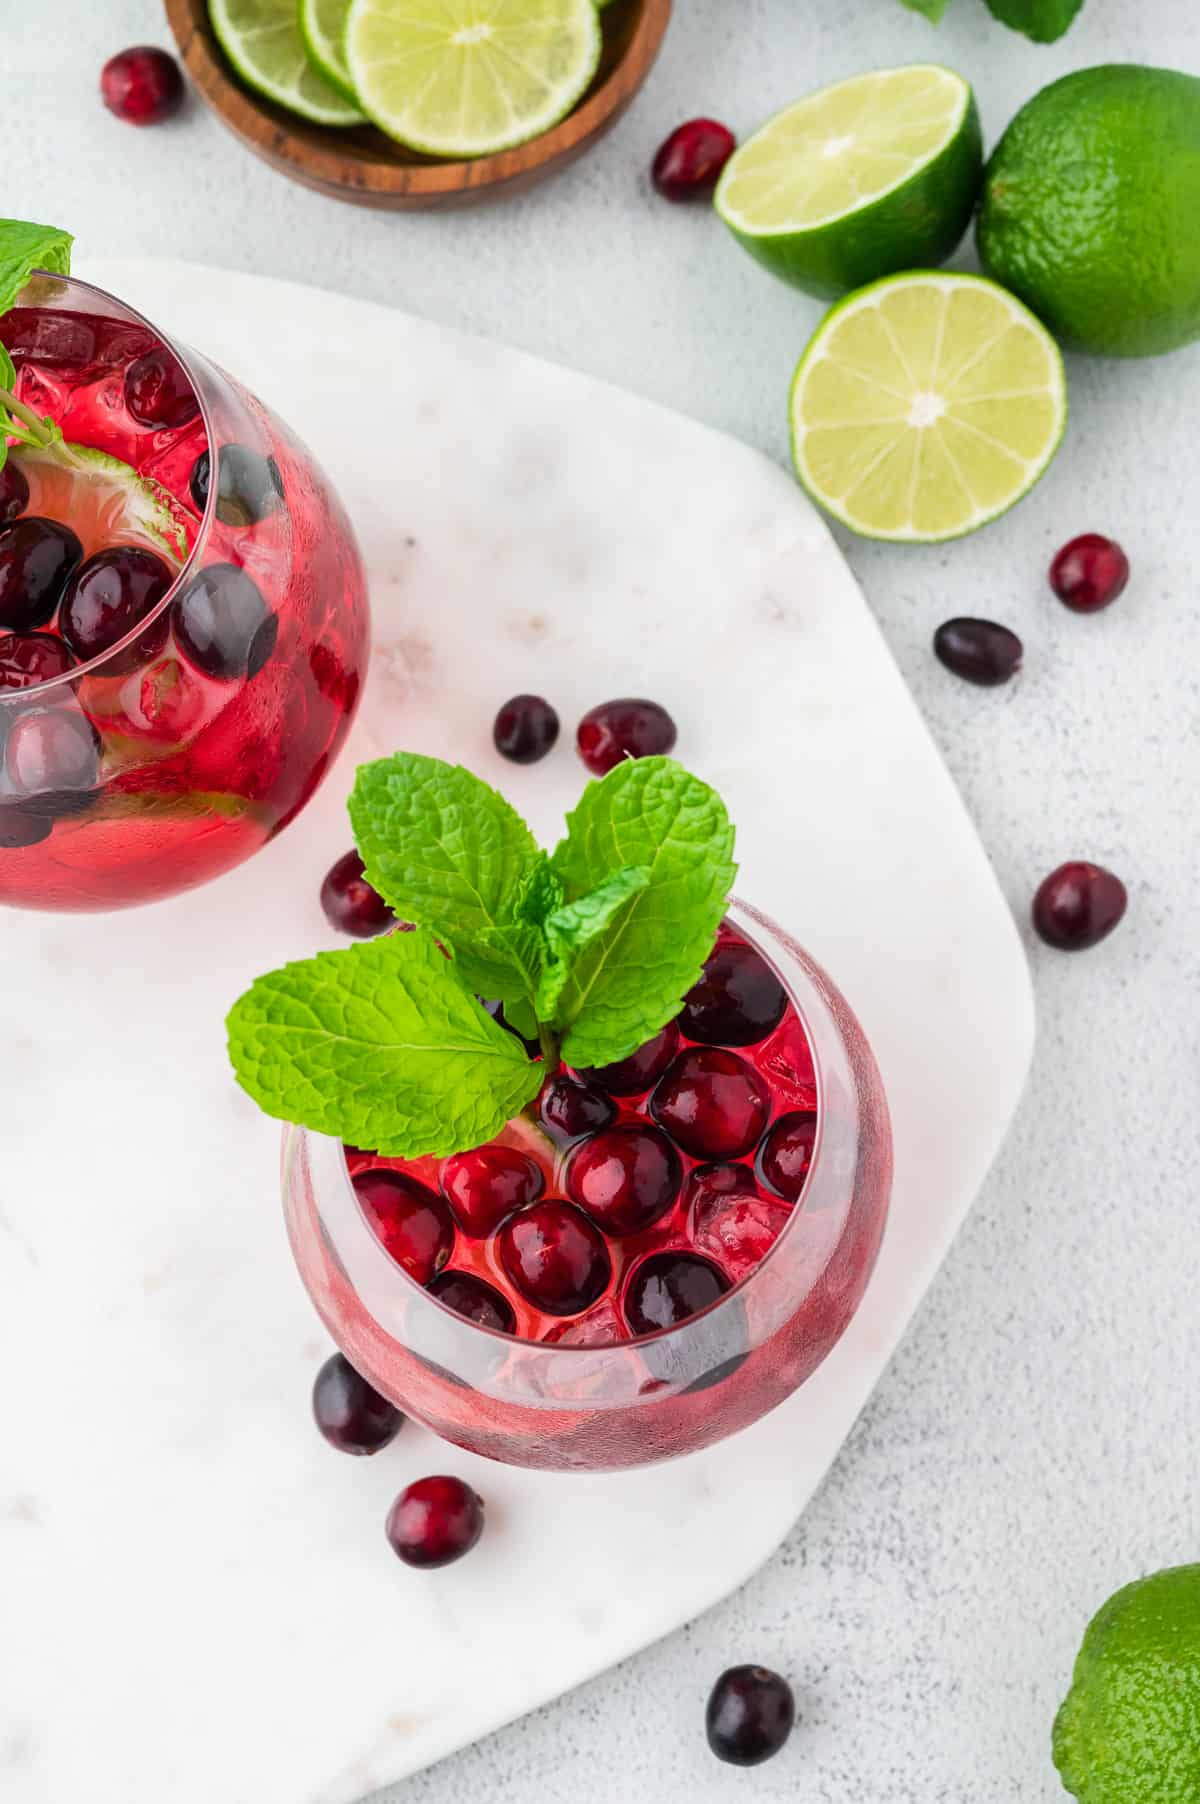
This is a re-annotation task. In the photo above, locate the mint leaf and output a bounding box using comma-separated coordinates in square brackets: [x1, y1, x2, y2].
[549, 759, 736, 1068]
[898, 0, 950, 19]
[227, 930, 542, 1159]
[0, 219, 72, 318]
[349, 753, 541, 1012]
[536, 866, 650, 1023]
[515, 853, 565, 928]
[982, 0, 1084, 38]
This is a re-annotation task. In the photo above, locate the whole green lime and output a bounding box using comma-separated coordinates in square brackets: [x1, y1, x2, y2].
[1053, 1564, 1200, 1804]
[978, 66, 1200, 357]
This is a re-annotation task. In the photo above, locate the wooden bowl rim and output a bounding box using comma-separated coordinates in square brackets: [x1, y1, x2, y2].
[164, 0, 673, 200]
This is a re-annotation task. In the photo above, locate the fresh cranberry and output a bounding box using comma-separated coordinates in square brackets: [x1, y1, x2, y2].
[101, 46, 185, 126]
[311, 1351, 403, 1455]
[353, 1170, 453, 1285]
[1032, 861, 1127, 951]
[320, 849, 392, 938]
[652, 118, 737, 201]
[194, 445, 281, 523]
[173, 563, 277, 680]
[0, 463, 29, 524]
[624, 1251, 730, 1335]
[680, 939, 786, 1046]
[0, 632, 75, 691]
[933, 618, 1023, 686]
[6, 707, 100, 799]
[498, 1200, 611, 1316]
[580, 1021, 679, 1095]
[493, 693, 560, 765]
[537, 1074, 616, 1140]
[124, 346, 200, 429]
[0, 518, 83, 630]
[0, 803, 52, 849]
[576, 698, 677, 775]
[386, 1475, 484, 1569]
[1050, 534, 1129, 613]
[428, 1270, 516, 1334]
[706, 1666, 796, 1766]
[441, 1144, 544, 1237]
[758, 1109, 818, 1202]
[59, 546, 172, 670]
[652, 1047, 769, 1160]
[567, 1124, 682, 1235]
[189, 445, 284, 526]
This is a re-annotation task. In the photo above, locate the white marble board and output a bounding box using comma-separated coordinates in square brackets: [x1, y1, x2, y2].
[3, 259, 1034, 1804]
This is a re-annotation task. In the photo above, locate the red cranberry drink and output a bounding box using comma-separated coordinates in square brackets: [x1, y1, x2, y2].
[230, 754, 892, 1472]
[0, 220, 368, 909]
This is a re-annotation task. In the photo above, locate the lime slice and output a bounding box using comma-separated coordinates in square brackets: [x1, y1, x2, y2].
[345, 0, 602, 159]
[299, 0, 360, 105]
[790, 272, 1067, 542]
[209, 0, 366, 126]
[716, 65, 982, 299]
[15, 444, 192, 565]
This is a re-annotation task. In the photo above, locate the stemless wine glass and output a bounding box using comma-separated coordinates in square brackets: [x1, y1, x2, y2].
[283, 901, 893, 1473]
[0, 272, 369, 910]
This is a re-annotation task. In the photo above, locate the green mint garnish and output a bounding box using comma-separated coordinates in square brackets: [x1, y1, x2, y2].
[227, 753, 737, 1160]
[0, 218, 74, 474]
[227, 930, 544, 1159]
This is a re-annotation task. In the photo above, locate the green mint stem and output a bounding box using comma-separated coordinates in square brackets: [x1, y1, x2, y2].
[0, 381, 58, 447]
[537, 1020, 561, 1074]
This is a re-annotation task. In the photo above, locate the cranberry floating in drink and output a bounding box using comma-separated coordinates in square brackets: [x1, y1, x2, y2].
[0, 225, 367, 911]
[239, 752, 892, 1471]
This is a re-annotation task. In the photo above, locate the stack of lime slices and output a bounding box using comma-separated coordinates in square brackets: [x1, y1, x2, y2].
[209, 0, 604, 158]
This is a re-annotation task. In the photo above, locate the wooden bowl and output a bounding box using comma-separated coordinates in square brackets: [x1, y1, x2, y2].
[164, 0, 673, 210]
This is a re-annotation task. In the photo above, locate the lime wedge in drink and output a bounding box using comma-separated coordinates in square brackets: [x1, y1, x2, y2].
[716, 65, 982, 299]
[300, 0, 360, 105]
[789, 271, 1066, 542]
[344, 0, 602, 158]
[209, 0, 366, 126]
[15, 444, 192, 565]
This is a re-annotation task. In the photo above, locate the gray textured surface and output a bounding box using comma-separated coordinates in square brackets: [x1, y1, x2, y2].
[10, 2, 1200, 1799]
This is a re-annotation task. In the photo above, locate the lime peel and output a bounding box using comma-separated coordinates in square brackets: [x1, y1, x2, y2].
[209, 0, 366, 126]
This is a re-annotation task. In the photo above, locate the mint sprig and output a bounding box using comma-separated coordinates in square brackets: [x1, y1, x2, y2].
[228, 931, 544, 1158]
[227, 753, 738, 1160]
[0, 218, 74, 474]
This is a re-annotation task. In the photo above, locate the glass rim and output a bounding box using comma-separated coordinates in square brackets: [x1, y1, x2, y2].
[289, 896, 831, 1361]
[0, 268, 218, 700]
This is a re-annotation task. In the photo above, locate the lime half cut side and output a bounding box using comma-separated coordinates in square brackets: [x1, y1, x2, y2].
[300, 0, 360, 105]
[790, 272, 1067, 542]
[345, 0, 602, 159]
[716, 65, 982, 298]
[209, 0, 366, 126]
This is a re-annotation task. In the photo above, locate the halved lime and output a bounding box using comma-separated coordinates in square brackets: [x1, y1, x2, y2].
[300, 0, 360, 106]
[209, 0, 365, 126]
[790, 272, 1067, 542]
[716, 65, 982, 299]
[345, 0, 602, 159]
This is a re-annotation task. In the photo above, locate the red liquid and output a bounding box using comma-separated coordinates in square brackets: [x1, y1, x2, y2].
[287, 908, 892, 1471]
[346, 923, 825, 1344]
[0, 294, 368, 910]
